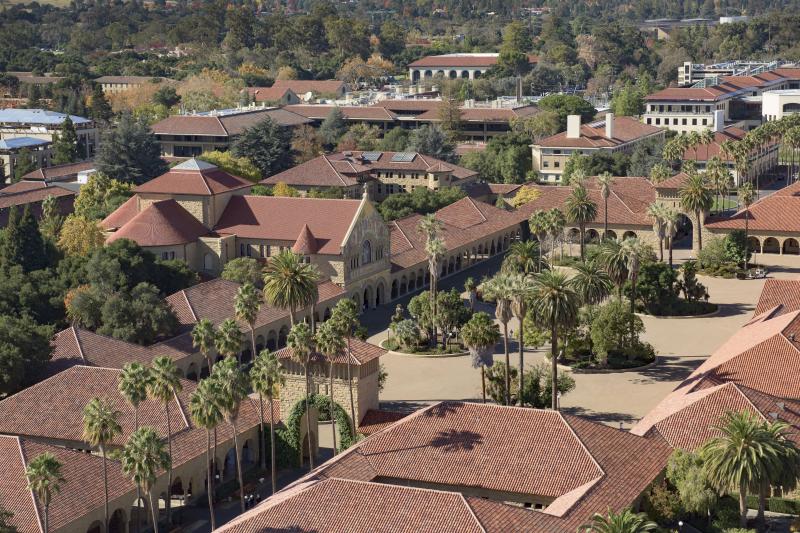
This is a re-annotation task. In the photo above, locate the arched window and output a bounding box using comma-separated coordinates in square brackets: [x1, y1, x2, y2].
[362, 240, 372, 265]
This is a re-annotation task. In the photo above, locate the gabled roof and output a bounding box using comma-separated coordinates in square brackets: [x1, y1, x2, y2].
[705, 180, 800, 233]
[0, 136, 50, 150]
[261, 154, 363, 187]
[151, 108, 311, 136]
[165, 278, 345, 330]
[213, 196, 363, 254]
[275, 337, 385, 366]
[20, 160, 95, 181]
[135, 159, 252, 196]
[284, 105, 398, 121]
[271, 79, 345, 95]
[535, 116, 663, 149]
[754, 279, 800, 317]
[245, 86, 297, 102]
[100, 195, 138, 230]
[106, 199, 210, 246]
[0, 108, 92, 125]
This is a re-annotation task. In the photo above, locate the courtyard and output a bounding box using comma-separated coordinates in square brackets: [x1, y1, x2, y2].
[365, 250, 800, 428]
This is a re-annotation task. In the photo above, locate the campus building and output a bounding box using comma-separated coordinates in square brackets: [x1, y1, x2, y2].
[531, 113, 665, 183]
[407, 53, 537, 82]
[0, 108, 99, 159]
[762, 89, 800, 121]
[262, 151, 478, 199]
[150, 107, 311, 157]
[0, 136, 51, 180]
[94, 75, 171, 95]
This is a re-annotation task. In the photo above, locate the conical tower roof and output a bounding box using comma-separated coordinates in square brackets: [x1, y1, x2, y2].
[291, 223, 319, 255]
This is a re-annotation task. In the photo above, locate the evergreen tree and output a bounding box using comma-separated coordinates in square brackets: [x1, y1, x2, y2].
[96, 113, 167, 185]
[13, 148, 37, 182]
[26, 84, 41, 108]
[232, 117, 293, 178]
[89, 84, 113, 123]
[318, 108, 347, 148]
[1, 205, 46, 272]
[52, 117, 79, 165]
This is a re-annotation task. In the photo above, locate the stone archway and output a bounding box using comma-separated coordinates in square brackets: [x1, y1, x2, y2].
[587, 229, 600, 244]
[278, 326, 288, 348]
[783, 238, 799, 255]
[362, 285, 373, 310]
[87, 520, 103, 533]
[376, 282, 385, 306]
[763, 237, 780, 254]
[391, 280, 398, 300]
[622, 230, 637, 241]
[109, 508, 126, 533]
[606, 230, 618, 241]
[186, 363, 198, 381]
[747, 236, 761, 253]
[400, 276, 407, 295]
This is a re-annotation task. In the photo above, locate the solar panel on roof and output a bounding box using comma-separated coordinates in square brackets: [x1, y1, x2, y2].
[361, 151, 382, 162]
[391, 152, 417, 162]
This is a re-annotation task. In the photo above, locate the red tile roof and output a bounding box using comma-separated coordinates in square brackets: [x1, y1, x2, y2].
[681, 126, 766, 162]
[291, 224, 319, 254]
[0, 186, 76, 227]
[535, 116, 663, 149]
[357, 409, 408, 435]
[284, 105, 398, 121]
[754, 279, 800, 317]
[135, 160, 252, 196]
[275, 337, 385, 367]
[100, 195, 138, 230]
[271, 80, 345, 95]
[106, 199, 210, 246]
[705, 180, 800, 233]
[245, 86, 296, 102]
[408, 54, 537, 68]
[213, 196, 362, 254]
[20, 160, 95, 181]
[151, 108, 311, 136]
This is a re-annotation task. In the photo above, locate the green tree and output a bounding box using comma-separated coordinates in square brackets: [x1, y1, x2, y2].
[461, 312, 500, 403]
[191, 318, 217, 372]
[117, 361, 151, 532]
[479, 274, 515, 406]
[153, 86, 180, 108]
[97, 283, 179, 345]
[82, 397, 121, 533]
[286, 322, 315, 470]
[315, 319, 345, 454]
[262, 250, 320, 327]
[666, 449, 718, 526]
[531, 270, 579, 410]
[147, 356, 181, 526]
[12, 148, 37, 182]
[503, 241, 541, 275]
[57, 215, 105, 256]
[580, 508, 657, 532]
[232, 117, 293, 178]
[199, 151, 261, 182]
[38, 194, 64, 243]
[378, 21, 405, 58]
[121, 427, 171, 532]
[73, 173, 133, 220]
[250, 349, 284, 492]
[0, 314, 54, 396]
[89, 84, 113, 122]
[210, 357, 249, 514]
[738, 182, 755, 270]
[188, 378, 223, 531]
[565, 184, 598, 261]
[221, 258, 262, 287]
[620, 238, 648, 338]
[590, 299, 646, 365]
[596, 172, 614, 240]
[318, 108, 348, 149]
[96, 113, 167, 185]
[52, 116, 79, 164]
[25, 452, 65, 533]
[510, 274, 535, 405]
[406, 125, 456, 163]
[329, 298, 360, 430]
[418, 215, 444, 346]
[610, 83, 645, 116]
[215, 318, 243, 362]
[538, 94, 597, 129]
[1, 205, 46, 272]
[571, 260, 612, 306]
[679, 172, 713, 250]
[235, 282, 261, 363]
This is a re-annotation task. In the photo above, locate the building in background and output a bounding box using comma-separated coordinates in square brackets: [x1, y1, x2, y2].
[531, 113, 664, 183]
[244, 86, 300, 105]
[0, 108, 98, 159]
[762, 89, 800, 121]
[0, 136, 51, 181]
[407, 53, 537, 82]
[94, 75, 172, 94]
[677, 61, 792, 87]
[271, 79, 347, 100]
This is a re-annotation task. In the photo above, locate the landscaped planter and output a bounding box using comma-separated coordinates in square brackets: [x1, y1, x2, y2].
[557, 355, 660, 374]
[635, 303, 719, 319]
[380, 339, 469, 358]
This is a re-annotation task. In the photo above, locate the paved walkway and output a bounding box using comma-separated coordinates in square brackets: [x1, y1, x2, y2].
[373, 250, 800, 427]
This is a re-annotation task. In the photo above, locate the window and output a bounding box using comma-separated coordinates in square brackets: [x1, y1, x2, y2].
[260, 245, 265, 258]
[702, 119, 708, 125]
[655, 118, 660, 125]
[554, 161, 560, 168]
[162, 252, 169, 260]
[692, 118, 697, 125]
[543, 161, 549, 168]
[362, 240, 372, 265]
[240, 244, 245, 257]
[673, 118, 678, 125]
[646, 118, 651, 124]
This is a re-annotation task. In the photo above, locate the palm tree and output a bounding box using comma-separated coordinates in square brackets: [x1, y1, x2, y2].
[148, 356, 182, 526]
[528, 209, 550, 264]
[786, 126, 800, 183]
[464, 277, 477, 311]
[645, 202, 668, 261]
[118, 362, 152, 533]
[191, 318, 217, 373]
[580, 508, 658, 532]
[315, 319, 346, 454]
[234, 282, 261, 363]
[82, 397, 121, 533]
[210, 358, 250, 513]
[757, 418, 800, 528]
[738, 182, 755, 270]
[570, 261, 612, 306]
[262, 249, 320, 326]
[215, 318, 243, 362]
[649, 162, 672, 184]
[329, 298, 359, 430]
[663, 206, 680, 268]
[286, 321, 316, 469]
[547, 207, 566, 258]
[531, 270, 579, 410]
[505, 241, 540, 275]
[122, 427, 171, 533]
[461, 312, 500, 403]
[25, 453, 65, 533]
[479, 274, 515, 406]
[565, 183, 598, 261]
[706, 156, 732, 213]
[687, 130, 702, 163]
[596, 172, 614, 241]
[620, 238, 647, 337]
[661, 138, 684, 169]
[700, 410, 786, 529]
[250, 350, 285, 494]
[699, 128, 716, 163]
[679, 171, 713, 250]
[188, 378, 223, 531]
[418, 215, 445, 341]
[597, 240, 629, 299]
[510, 274, 535, 406]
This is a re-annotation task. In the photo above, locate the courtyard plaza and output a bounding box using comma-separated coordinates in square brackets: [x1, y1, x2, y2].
[362, 247, 800, 428]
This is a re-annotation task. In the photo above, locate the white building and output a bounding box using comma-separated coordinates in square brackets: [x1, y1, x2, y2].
[0, 108, 99, 158]
[407, 53, 537, 83]
[762, 89, 800, 121]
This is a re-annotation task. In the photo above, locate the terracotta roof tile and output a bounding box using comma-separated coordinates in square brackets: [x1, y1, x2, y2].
[274, 337, 385, 366]
[535, 117, 663, 149]
[100, 195, 138, 230]
[754, 279, 800, 317]
[213, 196, 362, 254]
[151, 108, 310, 136]
[705, 180, 800, 233]
[245, 86, 295, 102]
[106, 199, 210, 246]
[284, 105, 397, 121]
[20, 160, 95, 181]
[357, 409, 408, 435]
[135, 160, 252, 196]
[291, 224, 319, 254]
[262, 154, 363, 187]
[271, 80, 345, 95]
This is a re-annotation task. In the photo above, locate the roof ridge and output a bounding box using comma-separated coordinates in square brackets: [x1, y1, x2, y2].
[466, 197, 487, 222]
[730, 383, 771, 423]
[173, 389, 192, 429]
[461, 493, 488, 533]
[72, 326, 87, 363]
[216, 116, 229, 136]
[17, 437, 45, 533]
[557, 411, 606, 479]
[393, 220, 415, 249]
[322, 154, 349, 186]
[182, 290, 198, 323]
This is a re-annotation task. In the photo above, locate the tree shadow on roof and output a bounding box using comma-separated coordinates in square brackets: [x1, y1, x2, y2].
[429, 429, 484, 452]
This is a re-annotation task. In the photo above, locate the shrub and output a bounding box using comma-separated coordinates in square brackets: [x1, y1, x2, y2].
[590, 299, 645, 364]
[393, 319, 421, 351]
[484, 361, 575, 407]
[642, 480, 683, 524]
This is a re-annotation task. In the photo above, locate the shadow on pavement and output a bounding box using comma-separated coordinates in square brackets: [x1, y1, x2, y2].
[630, 355, 703, 384]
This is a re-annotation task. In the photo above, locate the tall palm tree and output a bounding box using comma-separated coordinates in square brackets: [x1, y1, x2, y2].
[700, 410, 786, 529]
[663, 206, 679, 268]
[661, 137, 684, 169]
[118, 362, 152, 533]
[479, 274, 515, 406]
[250, 350, 285, 494]
[210, 358, 250, 513]
[699, 127, 716, 163]
[315, 319, 346, 454]
[706, 156, 732, 213]
[188, 378, 223, 531]
[649, 162, 672, 184]
[82, 397, 121, 533]
[191, 318, 217, 374]
[461, 312, 500, 403]
[597, 240, 629, 299]
[148, 356, 182, 526]
[645, 202, 668, 262]
[422, 234, 446, 347]
[738, 182, 755, 270]
[786, 126, 800, 183]
[528, 209, 549, 264]
[679, 171, 713, 250]
[570, 261, 612, 306]
[620, 238, 647, 337]
[547, 207, 566, 258]
[531, 270, 579, 410]
[505, 241, 540, 275]
[215, 318, 243, 362]
[510, 274, 535, 406]
[25, 452, 65, 533]
[596, 172, 614, 241]
[234, 282, 261, 363]
[122, 426, 171, 533]
[565, 184, 598, 261]
[757, 417, 800, 528]
[263, 249, 320, 326]
[286, 321, 316, 469]
[329, 298, 359, 430]
[687, 130, 702, 163]
[580, 508, 658, 532]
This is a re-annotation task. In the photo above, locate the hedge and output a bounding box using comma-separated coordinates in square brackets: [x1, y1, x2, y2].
[744, 495, 800, 514]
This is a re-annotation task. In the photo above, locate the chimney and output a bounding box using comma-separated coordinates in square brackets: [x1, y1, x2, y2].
[713, 109, 725, 133]
[566, 115, 581, 139]
[605, 112, 615, 139]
